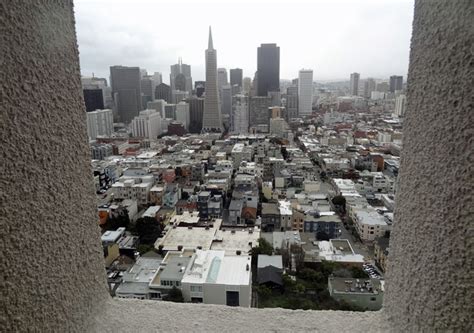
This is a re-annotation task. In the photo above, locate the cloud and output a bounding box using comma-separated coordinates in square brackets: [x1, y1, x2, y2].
[74, 0, 414, 82]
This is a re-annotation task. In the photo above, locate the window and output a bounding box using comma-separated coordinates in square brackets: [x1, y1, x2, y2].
[190, 285, 202, 292]
[370, 297, 377, 301]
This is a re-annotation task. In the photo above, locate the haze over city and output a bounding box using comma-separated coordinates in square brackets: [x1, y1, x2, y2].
[75, 0, 414, 81]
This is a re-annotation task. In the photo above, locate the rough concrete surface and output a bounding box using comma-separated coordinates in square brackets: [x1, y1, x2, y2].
[1, 1, 108, 331]
[96, 299, 388, 333]
[384, 0, 474, 331]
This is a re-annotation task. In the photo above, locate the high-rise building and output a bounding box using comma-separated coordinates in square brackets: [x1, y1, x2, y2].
[172, 90, 189, 104]
[186, 96, 204, 133]
[164, 104, 176, 120]
[110, 66, 142, 123]
[176, 101, 190, 131]
[284, 85, 298, 120]
[155, 83, 171, 103]
[394, 94, 407, 117]
[257, 43, 280, 96]
[83, 89, 104, 112]
[242, 77, 252, 94]
[202, 27, 223, 133]
[147, 99, 166, 118]
[86, 109, 113, 140]
[298, 69, 313, 116]
[194, 81, 205, 97]
[249, 96, 271, 131]
[364, 78, 376, 98]
[170, 58, 192, 95]
[350, 72, 360, 96]
[81, 76, 112, 109]
[141, 75, 154, 105]
[131, 109, 162, 140]
[153, 72, 162, 85]
[232, 94, 249, 134]
[389, 75, 404, 92]
[376, 82, 389, 93]
[217, 68, 228, 93]
[221, 85, 232, 116]
[230, 68, 243, 88]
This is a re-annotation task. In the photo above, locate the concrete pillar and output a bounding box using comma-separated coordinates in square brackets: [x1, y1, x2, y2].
[384, 0, 473, 331]
[1, 1, 108, 331]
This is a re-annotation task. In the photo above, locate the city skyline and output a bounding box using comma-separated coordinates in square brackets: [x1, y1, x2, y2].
[75, 0, 414, 82]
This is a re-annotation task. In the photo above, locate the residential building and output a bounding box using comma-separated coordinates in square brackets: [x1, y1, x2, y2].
[86, 109, 113, 140]
[257, 255, 283, 288]
[328, 277, 384, 311]
[181, 250, 252, 307]
[374, 237, 390, 272]
[394, 94, 407, 117]
[131, 109, 162, 140]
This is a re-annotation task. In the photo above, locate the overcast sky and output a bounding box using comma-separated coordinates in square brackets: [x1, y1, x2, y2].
[75, 0, 414, 83]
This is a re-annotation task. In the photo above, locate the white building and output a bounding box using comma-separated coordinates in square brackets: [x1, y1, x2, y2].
[394, 94, 407, 117]
[353, 208, 389, 242]
[232, 94, 249, 134]
[181, 250, 252, 307]
[147, 99, 166, 118]
[86, 109, 113, 140]
[298, 69, 313, 116]
[131, 109, 162, 140]
[176, 101, 190, 130]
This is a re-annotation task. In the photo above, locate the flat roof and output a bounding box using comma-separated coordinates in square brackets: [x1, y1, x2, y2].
[142, 206, 161, 218]
[101, 227, 125, 243]
[257, 255, 283, 269]
[211, 228, 261, 255]
[155, 220, 222, 251]
[329, 277, 382, 295]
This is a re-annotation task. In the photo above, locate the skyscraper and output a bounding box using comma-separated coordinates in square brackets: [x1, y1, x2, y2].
[170, 58, 192, 95]
[364, 78, 376, 98]
[186, 96, 204, 133]
[217, 68, 228, 92]
[230, 68, 243, 88]
[389, 75, 404, 92]
[83, 89, 104, 112]
[257, 44, 280, 96]
[86, 109, 113, 140]
[202, 27, 223, 133]
[298, 69, 313, 117]
[232, 94, 249, 134]
[350, 72, 360, 96]
[155, 83, 171, 103]
[110, 66, 142, 123]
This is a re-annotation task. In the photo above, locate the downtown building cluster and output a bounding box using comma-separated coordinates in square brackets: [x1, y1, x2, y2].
[84, 28, 405, 310]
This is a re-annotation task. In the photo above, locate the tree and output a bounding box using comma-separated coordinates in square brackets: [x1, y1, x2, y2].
[250, 238, 273, 257]
[316, 231, 330, 241]
[350, 266, 369, 279]
[135, 216, 164, 245]
[332, 195, 346, 206]
[103, 208, 130, 230]
[164, 286, 184, 303]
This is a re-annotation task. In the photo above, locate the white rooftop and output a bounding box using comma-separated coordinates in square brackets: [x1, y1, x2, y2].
[142, 206, 161, 218]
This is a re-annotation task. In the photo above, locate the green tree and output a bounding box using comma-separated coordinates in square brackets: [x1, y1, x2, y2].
[350, 266, 369, 279]
[164, 286, 184, 303]
[135, 216, 164, 245]
[103, 208, 130, 230]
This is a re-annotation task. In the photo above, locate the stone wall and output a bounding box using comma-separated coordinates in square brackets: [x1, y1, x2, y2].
[384, 0, 473, 331]
[1, 1, 108, 331]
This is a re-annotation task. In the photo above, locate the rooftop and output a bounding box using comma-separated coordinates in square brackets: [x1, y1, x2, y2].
[329, 277, 383, 295]
[257, 255, 283, 269]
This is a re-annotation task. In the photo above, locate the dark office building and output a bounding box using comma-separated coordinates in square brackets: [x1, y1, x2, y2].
[257, 44, 280, 96]
[141, 76, 154, 102]
[186, 96, 204, 133]
[195, 81, 205, 97]
[389, 75, 404, 92]
[155, 83, 171, 103]
[110, 66, 142, 123]
[83, 89, 104, 112]
[230, 68, 243, 88]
